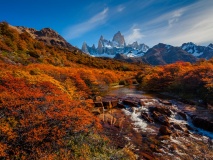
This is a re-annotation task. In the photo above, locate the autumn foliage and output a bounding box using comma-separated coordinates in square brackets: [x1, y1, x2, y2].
[0, 21, 142, 159]
[136, 60, 213, 104]
[1, 20, 213, 159]
[0, 22, 145, 71]
[0, 59, 136, 159]
[0, 72, 98, 158]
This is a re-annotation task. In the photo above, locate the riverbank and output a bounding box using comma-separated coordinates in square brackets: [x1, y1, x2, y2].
[95, 86, 213, 159]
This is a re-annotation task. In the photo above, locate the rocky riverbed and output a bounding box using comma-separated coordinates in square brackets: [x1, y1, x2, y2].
[94, 86, 213, 160]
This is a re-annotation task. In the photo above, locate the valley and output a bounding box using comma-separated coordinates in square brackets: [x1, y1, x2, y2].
[0, 21, 212, 159]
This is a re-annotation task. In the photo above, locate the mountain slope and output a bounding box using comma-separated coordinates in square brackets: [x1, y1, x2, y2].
[11, 25, 76, 51]
[143, 43, 197, 65]
[0, 22, 144, 70]
[199, 43, 213, 59]
[181, 42, 213, 59]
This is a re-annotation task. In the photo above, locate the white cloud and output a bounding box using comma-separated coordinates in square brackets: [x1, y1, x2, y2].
[117, 5, 125, 12]
[64, 8, 108, 40]
[139, 0, 213, 46]
[168, 9, 184, 28]
[125, 26, 145, 44]
[143, 8, 185, 28]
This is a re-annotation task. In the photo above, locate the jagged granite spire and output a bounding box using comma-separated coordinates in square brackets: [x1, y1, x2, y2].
[208, 43, 213, 49]
[112, 31, 125, 47]
[81, 42, 89, 54]
[98, 36, 104, 54]
[81, 31, 149, 58]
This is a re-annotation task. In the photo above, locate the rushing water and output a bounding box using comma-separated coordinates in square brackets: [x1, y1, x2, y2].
[103, 86, 213, 159]
[107, 86, 213, 138]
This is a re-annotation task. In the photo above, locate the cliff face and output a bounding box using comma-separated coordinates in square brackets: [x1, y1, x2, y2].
[112, 31, 125, 47]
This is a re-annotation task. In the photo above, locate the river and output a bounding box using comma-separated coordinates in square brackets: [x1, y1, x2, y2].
[101, 86, 213, 159]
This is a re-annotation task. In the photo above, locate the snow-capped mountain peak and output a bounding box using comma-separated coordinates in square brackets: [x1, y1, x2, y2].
[82, 31, 149, 58]
[208, 43, 213, 50]
[181, 42, 196, 50]
[81, 35, 213, 61]
[181, 42, 205, 57]
[112, 31, 125, 47]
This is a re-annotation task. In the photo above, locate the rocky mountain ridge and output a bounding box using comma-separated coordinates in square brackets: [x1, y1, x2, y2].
[9, 24, 213, 65]
[82, 31, 213, 65]
[11, 25, 75, 50]
[142, 43, 198, 65]
[181, 42, 213, 59]
[82, 31, 149, 58]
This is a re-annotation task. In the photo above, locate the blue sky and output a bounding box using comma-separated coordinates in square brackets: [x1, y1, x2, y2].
[1, 0, 213, 48]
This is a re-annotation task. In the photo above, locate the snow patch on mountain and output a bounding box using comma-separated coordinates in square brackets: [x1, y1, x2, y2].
[208, 43, 213, 50]
[181, 42, 205, 57]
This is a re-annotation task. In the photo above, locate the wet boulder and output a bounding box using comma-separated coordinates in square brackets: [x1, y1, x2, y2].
[150, 144, 161, 152]
[185, 124, 194, 131]
[149, 106, 172, 116]
[170, 144, 178, 152]
[158, 135, 170, 140]
[111, 99, 118, 108]
[192, 116, 213, 132]
[158, 99, 172, 105]
[141, 112, 153, 123]
[172, 124, 184, 131]
[152, 111, 170, 126]
[123, 99, 138, 107]
[140, 152, 156, 160]
[172, 131, 181, 138]
[117, 103, 125, 108]
[207, 103, 213, 111]
[177, 111, 187, 121]
[102, 101, 112, 109]
[139, 99, 155, 106]
[159, 125, 172, 135]
[94, 102, 104, 108]
[158, 115, 170, 126]
[139, 100, 146, 106]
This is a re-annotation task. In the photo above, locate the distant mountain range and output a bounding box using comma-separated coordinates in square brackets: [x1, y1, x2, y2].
[82, 31, 149, 58]
[82, 32, 213, 65]
[9, 24, 213, 66]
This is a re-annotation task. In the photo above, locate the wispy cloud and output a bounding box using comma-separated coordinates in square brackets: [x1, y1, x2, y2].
[136, 0, 213, 46]
[125, 25, 145, 44]
[168, 9, 184, 28]
[64, 8, 108, 40]
[117, 5, 125, 12]
[143, 7, 185, 28]
[166, 1, 213, 45]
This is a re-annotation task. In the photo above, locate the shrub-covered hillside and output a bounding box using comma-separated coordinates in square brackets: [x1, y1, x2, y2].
[0, 22, 145, 71]
[136, 60, 213, 105]
[0, 22, 141, 159]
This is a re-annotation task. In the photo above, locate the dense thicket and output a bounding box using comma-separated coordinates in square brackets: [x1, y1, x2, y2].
[0, 22, 137, 159]
[0, 62, 138, 159]
[136, 60, 213, 105]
